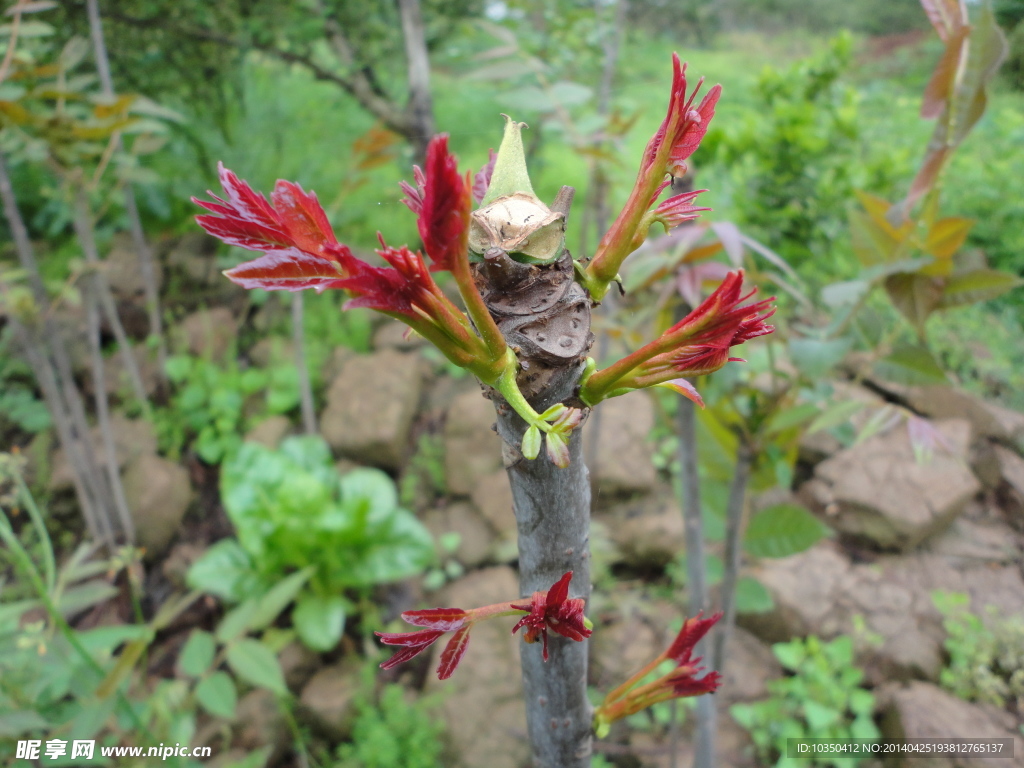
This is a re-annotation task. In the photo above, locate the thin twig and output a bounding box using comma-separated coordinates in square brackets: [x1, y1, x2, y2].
[86, 0, 168, 389]
[713, 440, 753, 671]
[0, 0, 29, 85]
[677, 395, 716, 768]
[292, 293, 317, 435]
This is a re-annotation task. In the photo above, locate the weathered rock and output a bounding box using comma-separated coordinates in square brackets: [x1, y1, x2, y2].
[720, 627, 783, 705]
[443, 388, 503, 495]
[744, 542, 1024, 685]
[880, 681, 1024, 768]
[233, 689, 289, 755]
[985, 401, 1024, 448]
[279, 640, 321, 692]
[101, 344, 161, 399]
[165, 231, 220, 285]
[601, 487, 685, 568]
[923, 509, 1021, 566]
[993, 444, 1024, 526]
[172, 307, 238, 362]
[423, 501, 496, 568]
[320, 350, 426, 470]
[248, 337, 293, 368]
[122, 453, 192, 554]
[425, 567, 529, 768]
[161, 543, 206, 589]
[589, 599, 663, 692]
[50, 416, 158, 491]
[373, 320, 425, 351]
[298, 662, 360, 741]
[906, 385, 1020, 444]
[105, 233, 164, 300]
[806, 419, 980, 550]
[244, 415, 292, 450]
[590, 393, 658, 496]
[470, 469, 517, 539]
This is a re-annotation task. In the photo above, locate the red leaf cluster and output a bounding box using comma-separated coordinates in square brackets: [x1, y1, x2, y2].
[511, 571, 592, 661]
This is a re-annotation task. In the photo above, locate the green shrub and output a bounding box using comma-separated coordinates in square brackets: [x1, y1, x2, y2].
[731, 635, 879, 768]
[335, 683, 445, 768]
[188, 436, 435, 650]
[933, 591, 1024, 710]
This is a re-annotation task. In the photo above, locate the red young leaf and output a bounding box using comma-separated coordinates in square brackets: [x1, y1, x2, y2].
[223, 247, 346, 292]
[401, 608, 469, 631]
[375, 629, 445, 670]
[271, 180, 337, 256]
[193, 162, 291, 252]
[665, 611, 722, 665]
[547, 571, 573, 606]
[473, 149, 497, 204]
[667, 668, 722, 697]
[437, 624, 472, 679]
[416, 135, 471, 272]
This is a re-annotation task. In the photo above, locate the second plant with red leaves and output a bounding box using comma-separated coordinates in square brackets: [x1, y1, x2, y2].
[375, 572, 592, 680]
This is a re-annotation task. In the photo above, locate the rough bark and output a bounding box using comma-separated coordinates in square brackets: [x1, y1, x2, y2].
[481, 187, 595, 768]
[678, 396, 716, 768]
[713, 440, 752, 671]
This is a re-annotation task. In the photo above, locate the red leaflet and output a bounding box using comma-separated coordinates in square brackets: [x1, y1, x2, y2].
[330, 239, 437, 319]
[401, 607, 469, 631]
[399, 166, 426, 215]
[410, 135, 472, 272]
[437, 625, 472, 680]
[270, 180, 337, 257]
[472, 149, 497, 204]
[579, 271, 775, 406]
[511, 571, 592, 661]
[644, 55, 722, 178]
[667, 668, 722, 698]
[194, 162, 338, 256]
[223, 247, 346, 293]
[665, 611, 722, 665]
[375, 629, 446, 670]
[653, 189, 711, 230]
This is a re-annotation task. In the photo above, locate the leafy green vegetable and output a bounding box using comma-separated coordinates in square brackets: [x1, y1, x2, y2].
[189, 436, 434, 650]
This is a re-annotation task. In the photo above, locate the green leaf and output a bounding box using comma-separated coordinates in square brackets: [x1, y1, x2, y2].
[225, 639, 287, 696]
[884, 272, 943, 331]
[187, 539, 257, 603]
[872, 345, 947, 386]
[772, 639, 807, 671]
[735, 576, 775, 614]
[196, 671, 237, 719]
[178, 630, 216, 678]
[938, 269, 1023, 309]
[950, 1, 1007, 146]
[789, 338, 852, 379]
[216, 597, 260, 644]
[803, 700, 841, 731]
[293, 593, 346, 651]
[521, 425, 542, 460]
[0, 710, 51, 737]
[248, 567, 313, 632]
[744, 503, 830, 559]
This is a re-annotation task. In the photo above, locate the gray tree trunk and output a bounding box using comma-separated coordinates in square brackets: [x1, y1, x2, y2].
[481, 188, 594, 767]
[494, 365, 593, 768]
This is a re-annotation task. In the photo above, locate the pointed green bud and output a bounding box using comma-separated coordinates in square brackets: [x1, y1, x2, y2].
[481, 115, 535, 205]
[470, 115, 567, 264]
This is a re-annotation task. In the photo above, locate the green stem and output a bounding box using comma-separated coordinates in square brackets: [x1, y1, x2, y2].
[493, 351, 550, 431]
[0, 508, 153, 739]
[14, 471, 55, 593]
